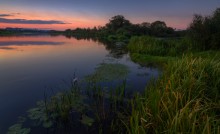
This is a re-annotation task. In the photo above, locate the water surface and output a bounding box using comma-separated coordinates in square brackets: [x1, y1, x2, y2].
[0, 35, 159, 133]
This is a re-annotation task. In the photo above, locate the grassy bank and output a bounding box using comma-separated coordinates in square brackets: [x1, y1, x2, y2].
[128, 36, 193, 57]
[127, 55, 220, 133]
[5, 7, 220, 134]
[129, 53, 175, 68]
[126, 35, 220, 133]
[7, 36, 220, 133]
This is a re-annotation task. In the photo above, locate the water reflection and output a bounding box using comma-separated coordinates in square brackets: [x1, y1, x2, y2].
[0, 35, 160, 133]
[63, 35, 129, 59]
[0, 46, 17, 50]
[0, 41, 65, 46]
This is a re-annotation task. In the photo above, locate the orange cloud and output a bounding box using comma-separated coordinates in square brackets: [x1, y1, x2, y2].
[0, 8, 106, 30]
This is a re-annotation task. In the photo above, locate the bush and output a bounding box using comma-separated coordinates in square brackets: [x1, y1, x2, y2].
[188, 8, 220, 50]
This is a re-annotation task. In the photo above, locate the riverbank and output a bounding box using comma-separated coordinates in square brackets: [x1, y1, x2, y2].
[126, 36, 220, 133]
[5, 7, 220, 133]
[6, 35, 219, 134]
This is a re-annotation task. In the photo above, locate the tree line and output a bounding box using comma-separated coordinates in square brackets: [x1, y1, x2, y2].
[63, 15, 184, 42]
[63, 8, 220, 50]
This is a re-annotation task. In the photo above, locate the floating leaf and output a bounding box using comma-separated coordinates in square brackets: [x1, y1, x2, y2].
[85, 63, 129, 82]
[80, 115, 94, 127]
[43, 121, 53, 128]
[7, 124, 30, 134]
[28, 108, 42, 120]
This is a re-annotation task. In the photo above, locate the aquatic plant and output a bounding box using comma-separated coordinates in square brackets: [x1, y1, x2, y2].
[28, 101, 53, 128]
[8, 75, 131, 133]
[7, 117, 30, 134]
[7, 124, 30, 134]
[85, 63, 130, 82]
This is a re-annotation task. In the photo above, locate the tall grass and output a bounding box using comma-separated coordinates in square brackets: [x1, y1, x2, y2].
[128, 36, 193, 56]
[126, 55, 220, 133]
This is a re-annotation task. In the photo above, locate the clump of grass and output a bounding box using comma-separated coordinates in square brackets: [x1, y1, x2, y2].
[126, 55, 220, 133]
[129, 53, 176, 68]
[85, 63, 129, 82]
[127, 36, 193, 57]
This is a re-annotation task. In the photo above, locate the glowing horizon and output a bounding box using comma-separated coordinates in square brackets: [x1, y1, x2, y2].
[0, 0, 220, 30]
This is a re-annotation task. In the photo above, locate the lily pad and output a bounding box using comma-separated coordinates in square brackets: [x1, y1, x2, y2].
[80, 115, 94, 127]
[85, 63, 129, 82]
[28, 108, 42, 120]
[7, 124, 30, 134]
[43, 121, 53, 128]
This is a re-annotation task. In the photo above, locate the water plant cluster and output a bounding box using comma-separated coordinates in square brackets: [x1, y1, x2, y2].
[59, 15, 183, 43]
[85, 63, 130, 82]
[7, 63, 132, 134]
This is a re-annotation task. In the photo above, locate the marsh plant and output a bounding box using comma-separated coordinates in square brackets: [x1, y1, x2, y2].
[125, 55, 220, 134]
[7, 117, 30, 134]
[8, 63, 131, 133]
[85, 63, 130, 82]
[128, 36, 194, 57]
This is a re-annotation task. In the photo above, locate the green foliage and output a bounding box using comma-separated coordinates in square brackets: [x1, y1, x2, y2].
[7, 124, 30, 134]
[61, 15, 180, 42]
[188, 8, 220, 50]
[0, 29, 15, 35]
[127, 55, 220, 133]
[128, 36, 192, 56]
[150, 21, 175, 37]
[129, 53, 176, 68]
[107, 35, 118, 42]
[28, 101, 53, 128]
[106, 15, 132, 33]
[80, 114, 95, 126]
[85, 63, 129, 82]
[10, 76, 131, 133]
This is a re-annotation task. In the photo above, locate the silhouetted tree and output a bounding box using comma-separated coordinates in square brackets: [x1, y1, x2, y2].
[188, 8, 220, 50]
[61, 15, 180, 42]
[106, 15, 131, 33]
[150, 21, 167, 36]
[151, 21, 167, 29]
[141, 22, 151, 28]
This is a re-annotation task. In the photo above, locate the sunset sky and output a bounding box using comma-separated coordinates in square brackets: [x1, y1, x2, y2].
[0, 0, 220, 30]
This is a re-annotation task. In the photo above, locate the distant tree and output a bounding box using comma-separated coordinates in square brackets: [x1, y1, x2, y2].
[106, 15, 131, 33]
[62, 15, 180, 41]
[150, 21, 168, 36]
[141, 22, 151, 28]
[210, 8, 220, 49]
[188, 8, 220, 50]
[140, 22, 151, 35]
[151, 21, 167, 29]
[65, 29, 72, 32]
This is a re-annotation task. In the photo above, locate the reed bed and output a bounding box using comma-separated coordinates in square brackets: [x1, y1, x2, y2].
[126, 55, 220, 134]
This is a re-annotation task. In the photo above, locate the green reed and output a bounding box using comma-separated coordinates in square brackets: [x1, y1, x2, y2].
[127, 36, 193, 57]
[126, 55, 220, 134]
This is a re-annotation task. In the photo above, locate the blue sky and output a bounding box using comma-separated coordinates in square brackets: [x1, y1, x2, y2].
[0, 0, 219, 30]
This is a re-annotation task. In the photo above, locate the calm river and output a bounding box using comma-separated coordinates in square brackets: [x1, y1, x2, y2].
[0, 35, 159, 133]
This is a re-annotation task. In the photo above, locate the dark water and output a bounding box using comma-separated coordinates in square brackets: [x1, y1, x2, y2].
[0, 35, 160, 133]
